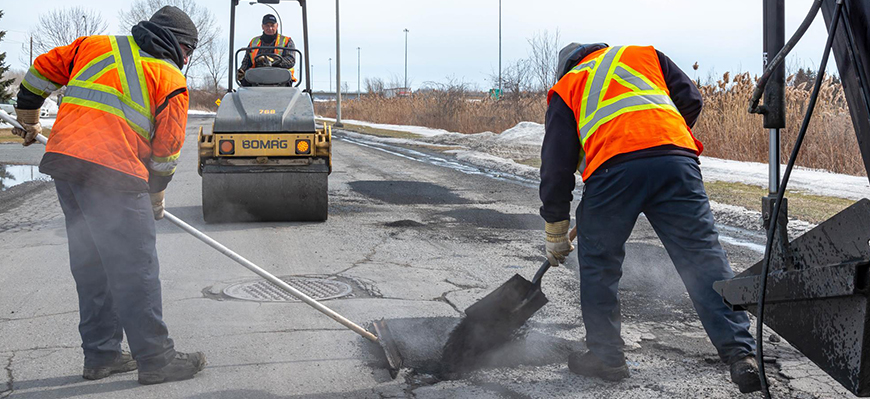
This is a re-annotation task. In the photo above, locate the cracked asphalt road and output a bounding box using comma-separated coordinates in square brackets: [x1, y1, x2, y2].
[0, 116, 857, 398]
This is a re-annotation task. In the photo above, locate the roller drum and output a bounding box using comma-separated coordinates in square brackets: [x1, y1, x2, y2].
[202, 164, 328, 223]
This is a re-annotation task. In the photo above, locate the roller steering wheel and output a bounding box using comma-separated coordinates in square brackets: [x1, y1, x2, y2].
[254, 53, 290, 68]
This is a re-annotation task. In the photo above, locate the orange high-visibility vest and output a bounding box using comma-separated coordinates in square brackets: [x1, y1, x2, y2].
[248, 35, 295, 81]
[548, 45, 703, 180]
[24, 35, 188, 183]
[248, 35, 292, 65]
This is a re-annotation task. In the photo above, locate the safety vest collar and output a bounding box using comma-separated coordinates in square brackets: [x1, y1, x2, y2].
[573, 46, 682, 145]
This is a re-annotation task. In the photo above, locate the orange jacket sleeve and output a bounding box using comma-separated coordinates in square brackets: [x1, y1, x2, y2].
[22, 36, 89, 98]
[148, 87, 189, 192]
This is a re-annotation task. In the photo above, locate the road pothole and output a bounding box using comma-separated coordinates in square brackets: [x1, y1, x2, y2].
[362, 317, 582, 383]
[384, 219, 426, 228]
[349, 181, 470, 205]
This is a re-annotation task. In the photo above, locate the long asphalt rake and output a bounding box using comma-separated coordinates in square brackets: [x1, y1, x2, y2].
[0, 109, 403, 378]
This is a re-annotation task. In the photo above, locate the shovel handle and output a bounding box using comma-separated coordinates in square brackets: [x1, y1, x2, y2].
[532, 225, 578, 285]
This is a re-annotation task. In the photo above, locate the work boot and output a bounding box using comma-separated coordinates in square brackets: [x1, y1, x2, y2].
[83, 351, 138, 380]
[568, 351, 630, 382]
[730, 355, 762, 393]
[138, 352, 206, 385]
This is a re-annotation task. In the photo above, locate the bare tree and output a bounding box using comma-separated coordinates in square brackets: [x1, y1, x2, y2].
[20, 7, 108, 63]
[365, 77, 385, 95]
[200, 37, 227, 94]
[389, 74, 412, 90]
[500, 58, 534, 96]
[527, 29, 561, 92]
[118, 0, 219, 78]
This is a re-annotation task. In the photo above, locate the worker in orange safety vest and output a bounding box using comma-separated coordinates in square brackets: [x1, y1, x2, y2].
[12, 6, 205, 386]
[237, 13, 297, 85]
[539, 43, 761, 394]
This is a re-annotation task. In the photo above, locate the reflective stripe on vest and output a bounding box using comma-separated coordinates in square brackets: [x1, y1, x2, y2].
[64, 36, 170, 140]
[149, 152, 180, 176]
[249, 35, 291, 65]
[22, 67, 61, 98]
[570, 46, 682, 145]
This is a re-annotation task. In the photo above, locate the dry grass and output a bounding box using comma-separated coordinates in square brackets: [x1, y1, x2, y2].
[317, 94, 546, 135]
[316, 72, 866, 176]
[694, 72, 864, 176]
[0, 128, 51, 144]
[704, 180, 855, 224]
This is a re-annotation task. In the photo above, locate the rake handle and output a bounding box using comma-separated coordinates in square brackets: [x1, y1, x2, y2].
[0, 110, 49, 145]
[0, 109, 382, 343]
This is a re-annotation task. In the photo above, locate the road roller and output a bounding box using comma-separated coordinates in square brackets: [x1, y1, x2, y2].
[198, 0, 330, 223]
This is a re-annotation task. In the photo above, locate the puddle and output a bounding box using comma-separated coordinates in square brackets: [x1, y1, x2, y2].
[0, 165, 51, 190]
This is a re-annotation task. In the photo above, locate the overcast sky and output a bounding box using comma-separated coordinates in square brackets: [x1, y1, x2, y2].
[0, 0, 833, 91]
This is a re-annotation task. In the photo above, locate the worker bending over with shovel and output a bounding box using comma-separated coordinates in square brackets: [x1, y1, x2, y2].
[12, 6, 205, 385]
[540, 43, 761, 393]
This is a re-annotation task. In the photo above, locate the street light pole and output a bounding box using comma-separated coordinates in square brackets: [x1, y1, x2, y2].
[335, 0, 342, 127]
[249, 1, 283, 36]
[357, 47, 361, 100]
[403, 28, 409, 92]
[498, 0, 502, 96]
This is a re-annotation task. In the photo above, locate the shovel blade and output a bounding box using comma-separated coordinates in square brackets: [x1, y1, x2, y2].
[465, 274, 549, 328]
[466, 274, 534, 318]
[372, 319, 403, 378]
[441, 274, 549, 373]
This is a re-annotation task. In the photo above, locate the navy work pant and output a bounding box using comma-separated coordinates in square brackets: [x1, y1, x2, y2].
[55, 179, 176, 372]
[576, 156, 755, 366]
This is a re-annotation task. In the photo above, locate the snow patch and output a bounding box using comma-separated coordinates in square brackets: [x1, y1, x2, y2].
[188, 110, 217, 116]
[709, 201, 816, 238]
[700, 156, 870, 201]
[493, 121, 545, 146]
[447, 149, 541, 182]
[320, 117, 454, 137]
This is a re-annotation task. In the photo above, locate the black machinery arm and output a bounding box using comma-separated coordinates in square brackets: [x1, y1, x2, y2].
[715, 1, 870, 396]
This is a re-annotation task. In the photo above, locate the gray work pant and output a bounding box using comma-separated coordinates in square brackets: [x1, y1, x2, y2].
[577, 156, 756, 366]
[55, 179, 176, 372]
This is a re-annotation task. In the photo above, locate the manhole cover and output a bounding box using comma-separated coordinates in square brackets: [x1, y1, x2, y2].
[223, 276, 353, 302]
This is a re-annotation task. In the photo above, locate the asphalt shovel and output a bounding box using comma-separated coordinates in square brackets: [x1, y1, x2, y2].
[0, 110, 404, 378]
[441, 225, 578, 374]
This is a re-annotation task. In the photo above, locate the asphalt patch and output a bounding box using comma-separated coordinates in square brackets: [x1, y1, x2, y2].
[385, 219, 426, 228]
[348, 180, 470, 205]
[438, 208, 542, 230]
[363, 317, 582, 381]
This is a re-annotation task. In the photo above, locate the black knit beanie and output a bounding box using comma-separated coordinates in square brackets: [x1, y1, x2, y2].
[149, 6, 199, 50]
